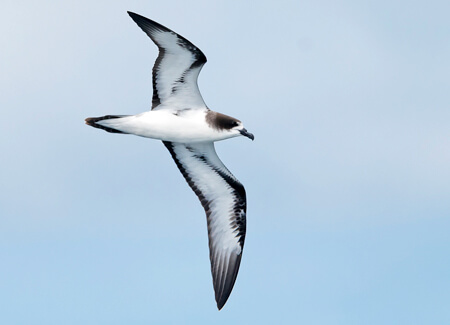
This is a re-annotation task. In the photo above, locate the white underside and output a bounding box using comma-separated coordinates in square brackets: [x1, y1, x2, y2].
[169, 142, 243, 254]
[97, 109, 240, 143]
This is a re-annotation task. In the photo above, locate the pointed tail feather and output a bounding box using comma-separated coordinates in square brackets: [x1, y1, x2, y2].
[85, 115, 129, 134]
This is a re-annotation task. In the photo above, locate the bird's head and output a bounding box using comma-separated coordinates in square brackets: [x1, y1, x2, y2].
[206, 111, 254, 141]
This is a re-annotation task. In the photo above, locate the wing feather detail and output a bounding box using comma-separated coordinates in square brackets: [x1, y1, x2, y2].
[163, 141, 246, 310]
[128, 12, 207, 110]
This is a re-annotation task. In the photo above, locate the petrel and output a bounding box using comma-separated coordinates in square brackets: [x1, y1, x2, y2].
[85, 12, 253, 310]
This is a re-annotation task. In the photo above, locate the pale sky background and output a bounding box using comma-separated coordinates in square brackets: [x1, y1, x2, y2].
[1, 0, 449, 324]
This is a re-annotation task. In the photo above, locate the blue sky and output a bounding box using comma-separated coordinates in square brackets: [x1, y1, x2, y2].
[1, 0, 449, 324]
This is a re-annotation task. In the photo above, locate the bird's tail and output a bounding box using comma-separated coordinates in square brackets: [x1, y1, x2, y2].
[85, 115, 130, 134]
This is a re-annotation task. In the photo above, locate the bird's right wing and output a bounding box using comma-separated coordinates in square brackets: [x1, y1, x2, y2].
[163, 141, 246, 310]
[128, 12, 207, 110]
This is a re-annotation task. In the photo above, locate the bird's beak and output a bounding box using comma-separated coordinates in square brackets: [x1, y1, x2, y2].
[239, 128, 254, 141]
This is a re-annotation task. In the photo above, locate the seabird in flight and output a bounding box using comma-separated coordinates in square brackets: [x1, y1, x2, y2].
[85, 11, 254, 310]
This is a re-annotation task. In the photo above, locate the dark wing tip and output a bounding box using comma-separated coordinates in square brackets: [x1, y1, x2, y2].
[126, 11, 207, 63]
[127, 11, 150, 24]
[127, 11, 144, 25]
[213, 252, 242, 310]
[127, 11, 172, 35]
[217, 300, 226, 311]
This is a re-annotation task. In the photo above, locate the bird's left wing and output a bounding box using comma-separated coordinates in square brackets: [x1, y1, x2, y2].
[163, 141, 246, 310]
[128, 12, 207, 110]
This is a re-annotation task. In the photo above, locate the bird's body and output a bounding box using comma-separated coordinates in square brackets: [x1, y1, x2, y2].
[92, 109, 245, 143]
[85, 11, 253, 310]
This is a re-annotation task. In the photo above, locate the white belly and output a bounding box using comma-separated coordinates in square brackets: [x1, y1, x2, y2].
[97, 110, 238, 143]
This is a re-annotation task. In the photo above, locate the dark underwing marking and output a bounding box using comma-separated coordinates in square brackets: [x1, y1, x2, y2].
[176, 36, 207, 63]
[176, 75, 186, 84]
[164, 142, 246, 248]
[171, 73, 187, 94]
[207, 162, 246, 247]
[152, 47, 165, 108]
